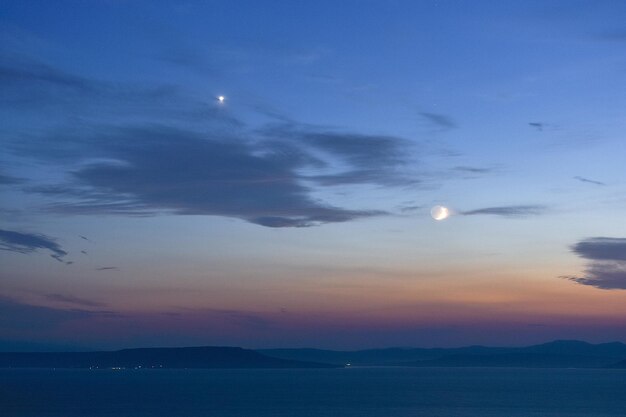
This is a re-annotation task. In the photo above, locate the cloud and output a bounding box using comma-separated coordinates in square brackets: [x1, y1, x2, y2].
[399, 205, 422, 213]
[461, 205, 547, 217]
[95, 267, 118, 271]
[21, 125, 390, 227]
[0, 172, 22, 185]
[0, 55, 94, 93]
[263, 123, 419, 186]
[419, 112, 457, 130]
[563, 237, 626, 290]
[529, 122, 544, 131]
[42, 293, 106, 308]
[0, 296, 120, 334]
[0, 229, 69, 263]
[0, 53, 240, 128]
[574, 176, 605, 186]
[563, 263, 626, 290]
[453, 166, 493, 174]
[571, 237, 626, 262]
[4, 55, 421, 228]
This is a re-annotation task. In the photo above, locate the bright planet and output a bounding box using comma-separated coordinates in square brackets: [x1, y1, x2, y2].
[430, 205, 450, 221]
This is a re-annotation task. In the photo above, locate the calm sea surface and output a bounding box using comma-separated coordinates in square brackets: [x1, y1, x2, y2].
[1, 367, 625, 417]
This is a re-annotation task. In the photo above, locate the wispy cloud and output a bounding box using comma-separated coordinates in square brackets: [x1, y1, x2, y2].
[0, 52, 239, 128]
[96, 267, 118, 271]
[399, 205, 422, 213]
[42, 293, 106, 308]
[574, 176, 605, 186]
[0, 171, 22, 185]
[528, 122, 544, 131]
[264, 123, 419, 187]
[419, 112, 457, 130]
[0, 229, 69, 263]
[0, 296, 121, 334]
[0, 55, 95, 93]
[453, 166, 493, 174]
[562, 237, 626, 290]
[19, 125, 394, 227]
[461, 205, 547, 217]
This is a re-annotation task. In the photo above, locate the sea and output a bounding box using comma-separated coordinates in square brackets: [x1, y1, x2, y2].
[1, 367, 626, 417]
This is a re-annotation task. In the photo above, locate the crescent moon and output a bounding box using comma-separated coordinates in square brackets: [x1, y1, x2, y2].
[430, 205, 450, 221]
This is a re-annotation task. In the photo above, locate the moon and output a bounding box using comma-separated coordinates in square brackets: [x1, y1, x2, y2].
[430, 205, 450, 221]
[217, 95, 225, 103]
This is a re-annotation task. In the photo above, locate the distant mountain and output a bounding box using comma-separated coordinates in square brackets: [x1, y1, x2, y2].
[0, 346, 336, 369]
[258, 347, 447, 365]
[260, 340, 626, 368]
[398, 353, 616, 368]
[523, 340, 626, 357]
[3, 341, 624, 369]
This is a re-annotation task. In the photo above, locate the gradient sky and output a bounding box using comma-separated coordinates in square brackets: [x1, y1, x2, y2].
[1, 0, 626, 350]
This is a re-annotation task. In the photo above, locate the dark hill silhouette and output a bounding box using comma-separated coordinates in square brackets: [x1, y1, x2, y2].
[260, 340, 626, 368]
[0, 346, 336, 369]
[398, 353, 616, 368]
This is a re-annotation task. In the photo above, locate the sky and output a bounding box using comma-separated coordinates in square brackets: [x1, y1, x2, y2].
[1, 0, 626, 351]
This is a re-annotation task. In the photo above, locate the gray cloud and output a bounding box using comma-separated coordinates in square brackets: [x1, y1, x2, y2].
[263, 123, 419, 186]
[461, 205, 547, 217]
[419, 112, 457, 130]
[529, 122, 544, 131]
[95, 267, 118, 271]
[563, 263, 626, 290]
[574, 176, 605, 186]
[563, 237, 626, 290]
[21, 125, 389, 227]
[399, 205, 422, 213]
[0, 229, 69, 263]
[572, 237, 626, 262]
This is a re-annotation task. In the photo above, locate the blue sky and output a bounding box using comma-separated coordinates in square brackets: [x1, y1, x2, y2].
[1, 0, 626, 350]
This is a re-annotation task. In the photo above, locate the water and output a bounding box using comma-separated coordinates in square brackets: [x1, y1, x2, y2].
[1, 367, 626, 416]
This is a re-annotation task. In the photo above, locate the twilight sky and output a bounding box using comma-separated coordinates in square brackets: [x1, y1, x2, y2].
[1, 0, 626, 350]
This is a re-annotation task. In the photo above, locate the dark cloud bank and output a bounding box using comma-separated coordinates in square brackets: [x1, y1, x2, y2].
[563, 237, 626, 290]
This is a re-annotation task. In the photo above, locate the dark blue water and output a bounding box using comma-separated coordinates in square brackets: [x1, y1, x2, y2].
[1, 367, 625, 416]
